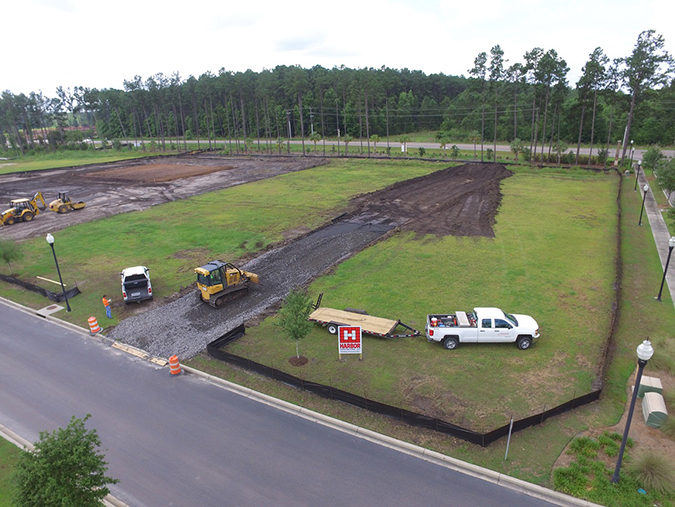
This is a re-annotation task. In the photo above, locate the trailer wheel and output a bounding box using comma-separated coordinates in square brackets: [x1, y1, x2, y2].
[327, 324, 339, 335]
[517, 336, 532, 350]
[443, 336, 459, 350]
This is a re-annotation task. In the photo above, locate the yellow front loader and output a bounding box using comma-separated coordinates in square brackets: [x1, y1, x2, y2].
[195, 260, 259, 307]
[1, 191, 46, 226]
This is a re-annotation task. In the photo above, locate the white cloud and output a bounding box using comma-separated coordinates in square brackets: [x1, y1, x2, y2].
[2, 0, 674, 95]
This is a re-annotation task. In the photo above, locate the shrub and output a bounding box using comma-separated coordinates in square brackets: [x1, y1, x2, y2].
[418, 147, 426, 157]
[660, 416, 675, 438]
[553, 464, 588, 496]
[569, 436, 600, 458]
[597, 149, 609, 165]
[647, 336, 675, 374]
[664, 389, 675, 410]
[626, 450, 675, 494]
[599, 432, 620, 457]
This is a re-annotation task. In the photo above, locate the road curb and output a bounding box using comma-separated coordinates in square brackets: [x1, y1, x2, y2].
[180, 365, 600, 507]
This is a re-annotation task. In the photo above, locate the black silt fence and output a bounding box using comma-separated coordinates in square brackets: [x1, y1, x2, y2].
[0, 273, 80, 303]
[206, 325, 601, 447]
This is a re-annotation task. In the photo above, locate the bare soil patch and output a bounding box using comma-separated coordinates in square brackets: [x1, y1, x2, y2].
[347, 163, 512, 237]
[85, 162, 236, 182]
[0, 154, 327, 242]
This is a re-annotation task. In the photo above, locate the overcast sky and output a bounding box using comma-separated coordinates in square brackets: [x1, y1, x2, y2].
[4, 0, 673, 97]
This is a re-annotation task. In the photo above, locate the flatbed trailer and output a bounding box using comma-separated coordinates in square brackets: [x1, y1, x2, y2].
[308, 306, 420, 338]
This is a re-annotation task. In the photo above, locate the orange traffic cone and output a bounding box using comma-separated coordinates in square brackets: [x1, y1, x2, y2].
[88, 316, 101, 334]
[169, 355, 181, 375]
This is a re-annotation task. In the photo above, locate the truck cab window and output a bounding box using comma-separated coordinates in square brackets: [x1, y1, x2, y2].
[495, 319, 512, 329]
[482, 319, 491, 328]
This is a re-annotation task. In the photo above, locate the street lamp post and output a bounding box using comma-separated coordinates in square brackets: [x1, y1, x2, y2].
[611, 340, 654, 483]
[638, 184, 649, 226]
[45, 233, 71, 312]
[656, 237, 675, 301]
[634, 160, 642, 191]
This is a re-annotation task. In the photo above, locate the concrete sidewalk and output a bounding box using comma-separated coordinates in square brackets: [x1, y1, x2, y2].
[636, 169, 675, 308]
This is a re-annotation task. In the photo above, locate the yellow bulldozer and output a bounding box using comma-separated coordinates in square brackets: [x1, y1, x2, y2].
[195, 260, 259, 307]
[0, 191, 46, 226]
[49, 192, 86, 213]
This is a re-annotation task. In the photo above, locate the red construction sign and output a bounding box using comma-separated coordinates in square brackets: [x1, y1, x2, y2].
[338, 326, 362, 355]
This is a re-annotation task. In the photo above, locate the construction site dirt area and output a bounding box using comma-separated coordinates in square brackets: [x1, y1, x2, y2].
[346, 162, 512, 237]
[0, 155, 327, 241]
[1, 155, 512, 360]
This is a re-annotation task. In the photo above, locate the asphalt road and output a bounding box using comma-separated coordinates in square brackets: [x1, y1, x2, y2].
[0, 301, 556, 507]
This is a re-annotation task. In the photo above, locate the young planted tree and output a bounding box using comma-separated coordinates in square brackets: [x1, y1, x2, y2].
[655, 158, 675, 204]
[14, 414, 118, 506]
[275, 287, 314, 360]
[642, 146, 665, 171]
[510, 138, 524, 162]
[0, 238, 23, 273]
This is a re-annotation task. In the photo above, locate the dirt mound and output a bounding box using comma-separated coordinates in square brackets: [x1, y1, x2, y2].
[348, 163, 512, 237]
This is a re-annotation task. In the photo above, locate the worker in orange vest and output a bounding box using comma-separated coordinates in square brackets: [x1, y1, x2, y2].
[102, 295, 112, 318]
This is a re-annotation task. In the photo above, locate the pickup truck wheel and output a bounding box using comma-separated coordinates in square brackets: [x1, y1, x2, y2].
[517, 336, 532, 350]
[443, 337, 459, 350]
[327, 324, 339, 335]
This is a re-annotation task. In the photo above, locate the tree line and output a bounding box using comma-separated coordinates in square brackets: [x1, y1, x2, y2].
[1, 30, 673, 164]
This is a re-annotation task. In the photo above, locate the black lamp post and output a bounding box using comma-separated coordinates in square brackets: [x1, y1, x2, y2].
[638, 184, 649, 226]
[634, 160, 642, 191]
[611, 339, 654, 483]
[656, 237, 675, 301]
[46, 233, 71, 312]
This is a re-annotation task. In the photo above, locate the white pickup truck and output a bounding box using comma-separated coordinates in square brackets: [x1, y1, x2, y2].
[426, 307, 539, 350]
[120, 266, 153, 304]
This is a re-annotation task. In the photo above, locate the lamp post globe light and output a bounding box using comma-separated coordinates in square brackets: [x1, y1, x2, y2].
[46, 233, 71, 312]
[611, 340, 654, 483]
[634, 160, 642, 191]
[638, 184, 649, 226]
[656, 236, 675, 301]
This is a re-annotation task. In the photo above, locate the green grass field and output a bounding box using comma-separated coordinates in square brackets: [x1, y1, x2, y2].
[0, 439, 19, 504]
[224, 167, 618, 429]
[0, 150, 159, 175]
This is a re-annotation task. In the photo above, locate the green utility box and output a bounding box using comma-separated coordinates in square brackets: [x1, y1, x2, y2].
[642, 392, 668, 429]
[637, 375, 663, 398]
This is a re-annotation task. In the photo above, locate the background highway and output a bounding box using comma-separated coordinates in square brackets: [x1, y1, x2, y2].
[0, 301, 556, 506]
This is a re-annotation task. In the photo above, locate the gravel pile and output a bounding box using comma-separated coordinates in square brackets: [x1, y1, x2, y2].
[109, 218, 393, 359]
